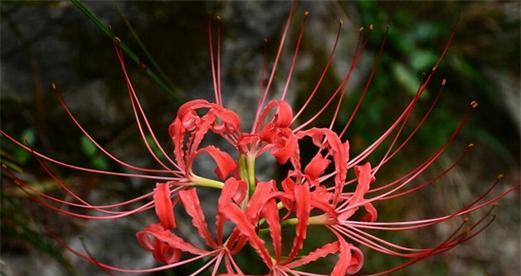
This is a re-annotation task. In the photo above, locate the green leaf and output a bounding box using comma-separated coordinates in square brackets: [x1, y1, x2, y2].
[13, 128, 36, 164]
[91, 156, 109, 170]
[409, 50, 438, 71]
[412, 22, 440, 41]
[392, 62, 421, 96]
[21, 128, 36, 145]
[80, 136, 97, 157]
[449, 55, 479, 79]
[146, 134, 163, 158]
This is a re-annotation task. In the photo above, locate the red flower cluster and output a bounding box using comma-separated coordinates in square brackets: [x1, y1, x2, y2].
[2, 3, 518, 276]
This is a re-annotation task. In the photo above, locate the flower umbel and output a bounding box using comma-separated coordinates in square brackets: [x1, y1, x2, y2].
[2, 3, 519, 275]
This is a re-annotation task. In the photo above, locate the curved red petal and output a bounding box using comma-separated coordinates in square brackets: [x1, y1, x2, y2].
[176, 99, 211, 117]
[287, 182, 311, 262]
[352, 162, 374, 202]
[232, 179, 248, 204]
[304, 153, 331, 180]
[136, 224, 207, 256]
[295, 128, 323, 145]
[258, 100, 293, 129]
[324, 131, 349, 201]
[169, 118, 187, 171]
[331, 237, 352, 276]
[216, 178, 246, 243]
[212, 105, 241, 134]
[189, 112, 217, 157]
[281, 177, 296, 211]
[340, 163, 376, 221]
[153, 183, 176, 229]
[221, 203, 273, 266]
[297, 128, 349, 200]
[196, 146, 237, 180]
[286, 241, 339, 269]
[282, 177, 295, 193]
[179, 188, 217, 248]
[361, 203, 378, 222]
[262, 198, 282, 260]
[152, 240, 182, 264]
[310, 186, 335, 215]
[246, 180, 275, 221]
[271, 128, 299, 165]
[331, 236, 364, 276]
[272, 100, 293, 127]
[347, 245, 364, 274]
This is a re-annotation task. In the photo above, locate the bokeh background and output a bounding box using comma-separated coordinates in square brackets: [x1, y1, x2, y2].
[1, 1, 519, 275]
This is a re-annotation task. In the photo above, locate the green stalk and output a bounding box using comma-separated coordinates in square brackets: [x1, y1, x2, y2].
[70, 0, 181, 100]
[191, 175, 224, 189]
[112, 1, 178, 92]
[246, 153, 256, 191]
[239, 154, 256, 196]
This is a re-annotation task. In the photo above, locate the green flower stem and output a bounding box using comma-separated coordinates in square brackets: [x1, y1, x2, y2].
[239, 154, 256, 196]
[259, 214, 328, 234]
[191, 175, 224, 189]
[246, 153, 256, 191]
[282, 214, 329, 226]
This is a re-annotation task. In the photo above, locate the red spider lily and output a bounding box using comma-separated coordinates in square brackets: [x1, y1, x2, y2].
[1, 3, 519, 276]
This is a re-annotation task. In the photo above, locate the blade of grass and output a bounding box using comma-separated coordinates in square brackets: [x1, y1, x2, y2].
[69, 0, 182, 100]
[112, 1, 178, 93]
[1, 198, 77, 275]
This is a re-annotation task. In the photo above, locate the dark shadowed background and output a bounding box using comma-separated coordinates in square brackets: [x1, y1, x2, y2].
[1, 1, 519, 275]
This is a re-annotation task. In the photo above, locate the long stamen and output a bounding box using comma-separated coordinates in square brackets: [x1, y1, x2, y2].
[0, 130, 177, 181]
[364, 212, 495, 275]
[226, 251, 243, 274]
[13, 179, 156, 220]
[252, 1, 296, 133]
[320, 86, 447, 188]
[256, 39, 269, 122]
[210, 252, 224, 276]
[346, 176, 513, 230]
[51, 83, 174, 175]
[294, 30, 367, 132]
[292, 19, 343, 124]
[281, 11, 309, 101]
[189, 255, 219, 276]
[216, 16, 223, 106]
[352, 142, 469, 199]
[33, 156, 185, 214]
[55, 235, 219, 274]
[337, 26, 388, 135]
[287, 269, 328, 276]
[334, 81, 446, 192]
[332, 225, 405, 256]
[114, 42, 183, 172]
[343, 106, 475, 212]
[372, 79, 445, 174]
[377, 145, 473, 199]
[346, 26, 457, 168]
[349, 223, 440, 252]
[34, 155, 155, 214]
[80, 238, 116, 276]
[208, 16, 220, 105]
